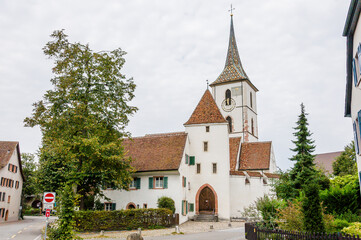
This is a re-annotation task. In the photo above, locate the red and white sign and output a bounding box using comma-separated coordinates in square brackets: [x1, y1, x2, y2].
[43, 192, 56, 204]
[45, 209, 51, 217]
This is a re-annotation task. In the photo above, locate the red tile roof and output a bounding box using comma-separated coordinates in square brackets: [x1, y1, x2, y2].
[123, 132, 187, 172]
[0, 141, 18, 169]
[264, 173, 280, 179]
[229, 137, 242, 171]
[314, 151, 343, 175]
[184, 90, 227, 125]
[246, 171, 263, 177]
[230, 170, 245, 176]
[239, 141, 272, 170]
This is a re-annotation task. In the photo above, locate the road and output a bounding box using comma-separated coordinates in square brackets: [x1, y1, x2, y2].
[0, 216, 56, 240]
[144, 227, 245, 240]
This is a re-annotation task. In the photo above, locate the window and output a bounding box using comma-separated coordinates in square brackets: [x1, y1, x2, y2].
[149, 177, 168, 189]
[130, 179, 136, 188]
[206, 126, 210, 132]
[226, 116, 232, 133]
[251, 118, 254, 135]
[0, 192, 2, 201]
[196, 163, 201, 174]
[185, 154, 189, 164]
[105, 203, 116, 211]
[15, 181, 19, 189]
[263, 179, 268, 185]
[354, 58, 359, 86]
[2, 193, 5, 202]
[189, 156, 195, 165]
[250, 92, 253, 108]
[130, 178, 141, 189]
[182, 200, 188, 216]
[225, 89, 231, 106]
[203, 142, 208, 152]
[212, 163, 217, 174]
[1, 208, 4, 218]
[7, 196, 10, 203]
[182, 177, 187, 188]
[143, 203, 147, 209]
[354, 121, 360, 155]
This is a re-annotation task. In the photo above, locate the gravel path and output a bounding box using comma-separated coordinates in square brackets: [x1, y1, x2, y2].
[78, 221, 245, 239]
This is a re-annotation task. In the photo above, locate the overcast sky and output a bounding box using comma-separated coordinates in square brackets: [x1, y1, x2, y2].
[0, 0, 353, 170]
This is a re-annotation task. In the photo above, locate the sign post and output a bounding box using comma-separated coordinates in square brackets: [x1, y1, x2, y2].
[43, 192, 56, 240]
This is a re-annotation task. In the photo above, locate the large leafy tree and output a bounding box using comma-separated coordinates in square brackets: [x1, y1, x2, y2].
[24, 30, 137, 209]
[21, 153, 40, 197]
[332, 141, 357, 176]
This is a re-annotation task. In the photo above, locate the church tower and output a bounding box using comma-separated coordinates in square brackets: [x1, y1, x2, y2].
[210, 14, 258, 142]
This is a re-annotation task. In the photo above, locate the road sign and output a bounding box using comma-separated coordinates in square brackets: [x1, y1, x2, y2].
[43, 192, 56, 204]
[45, 209, 50, 218]
[43, 203, 53, 210]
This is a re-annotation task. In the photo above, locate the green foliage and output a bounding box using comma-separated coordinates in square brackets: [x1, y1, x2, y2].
[302, 182, 325, 233]
[289, 103, 317, 189]
[48, 184, 76, 240]
[277, 200, 303, 231]
[255, 195, 285, 228]
[24, 30, 137, 209]
[74, 208, 173, 231]
[335, 210, 361, 223]
[23, 208, 41, 216]
[333, 141, 357, 176]
[21, 153, 40, 196]
[320, 175, 361, 215]
[330, 219, 350, 233]
[157, 196, 175, 213]
[341, 222, 361, 236]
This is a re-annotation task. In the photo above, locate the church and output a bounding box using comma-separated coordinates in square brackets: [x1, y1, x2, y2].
[102, 14, 278, 224]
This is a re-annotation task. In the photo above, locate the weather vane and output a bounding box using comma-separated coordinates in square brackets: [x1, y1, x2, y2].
[206, 80, 209, 90]
[229, 4, 235, 16]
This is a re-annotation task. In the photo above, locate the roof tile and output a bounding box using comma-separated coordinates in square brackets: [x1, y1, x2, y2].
[229, 137, 242, 171]
[0, 141, 18, 169]
[239, 141, 272, 170]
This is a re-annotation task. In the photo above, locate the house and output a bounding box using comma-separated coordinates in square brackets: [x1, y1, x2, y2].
[314, 151, 343, 175]
[102, 14, 278, 224]
[343, 0, 361, 188]
[0, 141, 24, 222]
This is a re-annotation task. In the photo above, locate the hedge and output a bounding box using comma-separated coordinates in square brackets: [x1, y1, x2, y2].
[74, 208, 174, 231]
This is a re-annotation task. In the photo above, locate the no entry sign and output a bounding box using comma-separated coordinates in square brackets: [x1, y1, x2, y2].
[45, 209, 51, 217]
[43, 192, 56, 204]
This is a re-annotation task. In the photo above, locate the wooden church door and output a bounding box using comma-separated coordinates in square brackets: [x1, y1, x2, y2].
[199, 187, 215, 213]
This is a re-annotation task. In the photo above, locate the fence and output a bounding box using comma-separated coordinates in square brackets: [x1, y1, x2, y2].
[245, 222, 361, 240]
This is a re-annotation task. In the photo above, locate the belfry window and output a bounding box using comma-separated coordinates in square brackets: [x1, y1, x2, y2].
[251, 118, 254, 135]
[226, 116, 232, 133]
[250, 92, 253, 108]
[225, 89, 231, 106]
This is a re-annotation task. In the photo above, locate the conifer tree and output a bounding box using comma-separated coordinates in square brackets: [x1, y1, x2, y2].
[302, 181, 325, 233]
[289, 103, 317, 189]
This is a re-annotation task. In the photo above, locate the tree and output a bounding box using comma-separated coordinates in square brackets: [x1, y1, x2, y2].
[24, 30, 137, 210]
[157, 196, 175, 213]
[289, 103, 317, 189]
[333, 141, 357, 176]
[302, 182, 325, 233]
[21, 153, 39, 197]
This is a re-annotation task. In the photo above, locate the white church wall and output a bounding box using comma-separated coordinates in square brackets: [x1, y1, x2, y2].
[229, 175, 273, 219]
[185, 123, 231, 220]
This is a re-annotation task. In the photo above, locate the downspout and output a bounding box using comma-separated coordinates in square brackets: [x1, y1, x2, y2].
[241, 81, 245, 141]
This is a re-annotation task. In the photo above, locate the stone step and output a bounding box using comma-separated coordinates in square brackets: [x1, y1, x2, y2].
[195, 214, 215, 222]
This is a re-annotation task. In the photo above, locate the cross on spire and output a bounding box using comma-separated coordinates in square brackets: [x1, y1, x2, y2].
[206, 80, 209, 89]
[229, 4, 235, 16]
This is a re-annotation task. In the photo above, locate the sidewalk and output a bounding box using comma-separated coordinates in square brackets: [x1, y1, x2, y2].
[77, 221, 245, 239]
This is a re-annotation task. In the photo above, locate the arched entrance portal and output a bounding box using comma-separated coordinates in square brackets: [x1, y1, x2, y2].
[126, 202, 136, 209]
[195, 184, 218, 215]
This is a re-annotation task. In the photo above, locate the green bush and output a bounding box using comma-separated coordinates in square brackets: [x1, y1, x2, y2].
[157, 196, 175, 213]
[74, 208, 173, 232]
[335, 210, 361, 223]
[331, 219, 350, 233]
[255, 195, 285, 228]
[23, 208, 41, 216]
[302, 182, 325, 233]
[341, 222, 361, 236]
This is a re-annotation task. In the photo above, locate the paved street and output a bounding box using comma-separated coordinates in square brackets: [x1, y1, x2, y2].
[144, 227, 245, 240]
[0, 216, 56, 240]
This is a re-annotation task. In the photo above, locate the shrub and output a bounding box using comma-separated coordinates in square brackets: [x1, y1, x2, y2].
[277, 200, 303, 231]
[331, 219, 350, 233]
[302, 182, 325, 233]
[341, 222, 361, 236]
[157, 196, 175, 213]
[335, 210, 361, 223]
[74, 208, 173, 231]
[255, 195, 285, 228]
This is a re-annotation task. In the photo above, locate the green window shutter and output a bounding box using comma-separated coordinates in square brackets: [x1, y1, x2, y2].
[189, 156, 195, 165]
[136, 178, 141, 189]
[182, 200, 184, 215]
[112, 203, 116, 211]
[186, 201, 188, 214]
[163, 177, 168, 189]
[184, 177, 186, 187]
[149, 177, 153, 189]
[100, 203, 104, 210]
[185, 154, 189, 164]
[189, 203, 194, 212]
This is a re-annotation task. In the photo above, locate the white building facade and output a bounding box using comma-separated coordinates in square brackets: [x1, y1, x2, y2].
[343, 0, 361, 192]
[0, 141, 24, 222]
[102, 15, 278, 224]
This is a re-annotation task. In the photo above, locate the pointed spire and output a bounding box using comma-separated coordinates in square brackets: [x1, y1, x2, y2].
[210, 14, 249, 86]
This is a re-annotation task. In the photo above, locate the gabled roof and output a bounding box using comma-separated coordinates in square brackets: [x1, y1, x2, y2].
[210, 16, 256, 90]
[123, 132, 187, 172]
[0, 141, 24, 180]
[229, 137, 242, 171]
[184, 90, 227, 125]
[314, 151, 343, 175]
[239, 141, 272, 170]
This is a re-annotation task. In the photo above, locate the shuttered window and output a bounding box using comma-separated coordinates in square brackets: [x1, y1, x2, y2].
[354, 121, 360, 155]
[185, 154, 189, 164]
[136, 178, 141, 189]
[189, 156, 195, 165]
[149, 176, 168, 189]
[189, 203, 194, 212]
[149, 177, 153, 189]
[358, 44, 361, 73]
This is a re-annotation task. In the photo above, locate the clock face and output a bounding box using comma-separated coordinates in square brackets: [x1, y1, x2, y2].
[221, 98, 236, 112]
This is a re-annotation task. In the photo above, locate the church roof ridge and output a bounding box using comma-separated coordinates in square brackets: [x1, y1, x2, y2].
[184, 89, 227, 125]
[210, 15, 250, 86]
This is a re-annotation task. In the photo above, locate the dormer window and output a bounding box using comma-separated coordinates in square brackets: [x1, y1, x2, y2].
[225, 89, 231, 106]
